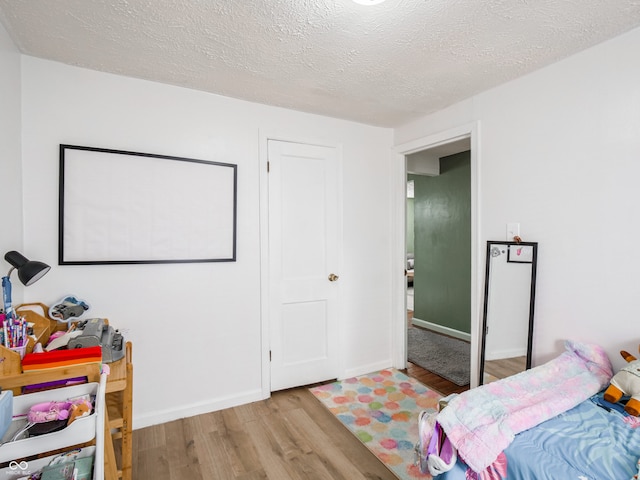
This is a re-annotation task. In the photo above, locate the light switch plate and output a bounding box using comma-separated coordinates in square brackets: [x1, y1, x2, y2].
[506, 223, 520, 241]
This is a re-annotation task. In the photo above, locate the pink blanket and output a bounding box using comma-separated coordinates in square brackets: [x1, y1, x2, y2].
[436, 340, 613, 473]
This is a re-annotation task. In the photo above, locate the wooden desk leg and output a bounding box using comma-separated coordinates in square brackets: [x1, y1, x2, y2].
[104, 409, 119, 480]
[121, 350, 133, 480]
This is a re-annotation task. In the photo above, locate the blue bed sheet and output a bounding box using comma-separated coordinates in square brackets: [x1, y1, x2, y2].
[441, 393, 640, 479]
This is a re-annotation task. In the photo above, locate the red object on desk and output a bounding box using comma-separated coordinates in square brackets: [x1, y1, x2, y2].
[21, 346, 102, 371]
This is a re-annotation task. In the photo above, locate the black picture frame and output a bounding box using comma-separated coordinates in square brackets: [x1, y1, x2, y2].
[59, 144, 237, 265]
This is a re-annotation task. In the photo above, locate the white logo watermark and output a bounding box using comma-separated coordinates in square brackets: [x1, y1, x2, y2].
[8, 461, 28, 470]
[5, 461, 31, 477]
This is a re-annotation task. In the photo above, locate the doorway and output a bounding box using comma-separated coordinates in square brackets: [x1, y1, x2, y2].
[406, 148, 471, 393]
[391, 123, 481, 389]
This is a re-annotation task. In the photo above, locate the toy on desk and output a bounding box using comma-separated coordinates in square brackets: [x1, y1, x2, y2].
[49, 295, 89, 323]
[67, 318, 125, 363]
[45, 329, 83, 352]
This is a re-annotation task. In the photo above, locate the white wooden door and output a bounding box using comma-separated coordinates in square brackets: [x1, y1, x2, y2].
[268, 139, 340, 391]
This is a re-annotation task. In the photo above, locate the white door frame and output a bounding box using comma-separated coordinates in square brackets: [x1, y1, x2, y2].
[390, 122, 482, 388]
[258, 131, 344, 398]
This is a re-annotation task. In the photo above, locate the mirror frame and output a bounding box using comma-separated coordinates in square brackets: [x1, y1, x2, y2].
[479, 241, 538, 385]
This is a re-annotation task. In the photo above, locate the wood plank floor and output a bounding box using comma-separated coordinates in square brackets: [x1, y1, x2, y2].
[133, 385, 399, 480]
[483, 355, 526, 383]
[405, 362, 469, 397]
[132, 362, 468, 479]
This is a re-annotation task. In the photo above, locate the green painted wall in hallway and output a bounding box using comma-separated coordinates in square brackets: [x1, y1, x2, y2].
[413, 151, 471, 334]
[406, 196, 414, 255]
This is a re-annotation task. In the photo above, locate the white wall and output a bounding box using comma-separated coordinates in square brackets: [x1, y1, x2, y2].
[396, 26, 640, 373]
[0, 21, 25, 303]
[17, 55, 394, 428]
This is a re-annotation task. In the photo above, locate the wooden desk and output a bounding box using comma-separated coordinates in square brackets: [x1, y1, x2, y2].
[0, 304, 133, 480]
[0, 350, 133, 480]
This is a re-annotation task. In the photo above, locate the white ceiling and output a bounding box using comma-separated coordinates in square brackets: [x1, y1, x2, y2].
[1, 0, 640, 128]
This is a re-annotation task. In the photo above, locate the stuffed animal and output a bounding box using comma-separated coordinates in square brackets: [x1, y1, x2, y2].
[67, 400, 92, 425]
[603, 347, 640, 416]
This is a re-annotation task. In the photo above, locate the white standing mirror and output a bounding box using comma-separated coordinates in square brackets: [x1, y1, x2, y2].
[479, 241, 538, 384]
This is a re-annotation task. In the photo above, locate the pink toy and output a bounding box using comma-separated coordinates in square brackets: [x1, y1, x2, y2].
[27, 401, 72, 423]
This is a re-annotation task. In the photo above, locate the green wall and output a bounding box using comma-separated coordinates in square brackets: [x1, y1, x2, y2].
[406, 196, 414, 255]
[413, 151, 471, 334]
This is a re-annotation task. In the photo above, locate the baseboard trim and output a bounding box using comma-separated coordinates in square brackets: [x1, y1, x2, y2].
[132, 388, 266, 430]
[411, 318, 471, 343]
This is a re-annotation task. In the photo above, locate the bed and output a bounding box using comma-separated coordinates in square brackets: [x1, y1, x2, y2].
[419, 340, 640, 479]
[440, 392, 640, 479]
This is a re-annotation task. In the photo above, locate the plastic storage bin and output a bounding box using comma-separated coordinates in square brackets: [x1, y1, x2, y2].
[0, 372, 106, 479]
[0, 446, 97, 480]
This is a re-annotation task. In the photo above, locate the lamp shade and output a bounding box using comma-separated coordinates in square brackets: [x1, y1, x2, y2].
[4, 251, 51, 286]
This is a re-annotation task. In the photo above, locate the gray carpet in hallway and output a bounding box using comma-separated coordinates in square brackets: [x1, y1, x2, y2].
[407, 327, 470, 386]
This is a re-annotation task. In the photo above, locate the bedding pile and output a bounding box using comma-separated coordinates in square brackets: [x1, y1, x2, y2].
[440, 393, 640, 479]
[436, 340, 613, 473]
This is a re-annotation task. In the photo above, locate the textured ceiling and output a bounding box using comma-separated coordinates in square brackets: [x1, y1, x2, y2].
[1, 0, 640, 127]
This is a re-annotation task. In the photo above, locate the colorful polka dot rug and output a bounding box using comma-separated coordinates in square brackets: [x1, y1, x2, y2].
[309, 368, 441, 479]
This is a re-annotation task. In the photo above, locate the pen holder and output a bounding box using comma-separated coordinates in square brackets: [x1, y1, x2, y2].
[9, 344, 27, 359]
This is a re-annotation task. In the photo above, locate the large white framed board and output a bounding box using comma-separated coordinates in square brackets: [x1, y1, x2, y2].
[59, 144, 237, 265]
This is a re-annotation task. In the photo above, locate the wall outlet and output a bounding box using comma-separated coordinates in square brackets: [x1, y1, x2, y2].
[506, 223, 520, 241]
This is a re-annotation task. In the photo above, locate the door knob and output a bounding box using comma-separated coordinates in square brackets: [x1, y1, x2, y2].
[328, 273, 339, 282]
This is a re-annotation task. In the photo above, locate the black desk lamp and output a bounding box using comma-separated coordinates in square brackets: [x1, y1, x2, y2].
[2, 251, 50, 320]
